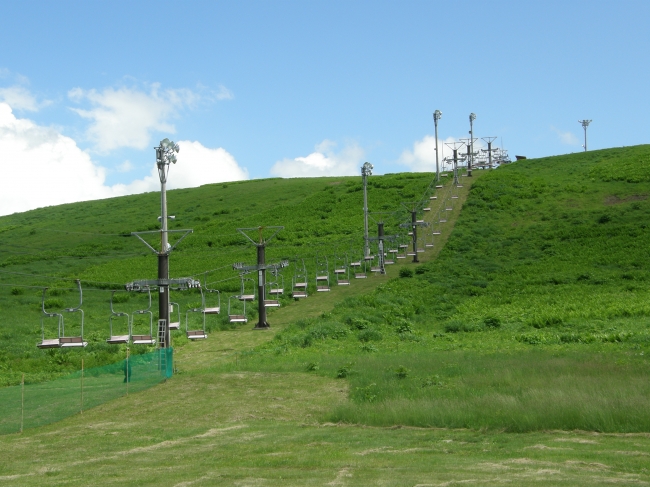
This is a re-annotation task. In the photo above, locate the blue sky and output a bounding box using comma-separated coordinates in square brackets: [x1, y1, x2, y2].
[0, 0, 648, 214]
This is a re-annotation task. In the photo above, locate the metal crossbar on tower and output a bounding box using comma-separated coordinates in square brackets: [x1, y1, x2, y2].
[232, 226, 288, 329]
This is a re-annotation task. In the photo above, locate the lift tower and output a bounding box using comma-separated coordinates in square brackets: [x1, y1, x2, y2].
[233, 226, 288, 329]
[130, 138, 193, 349]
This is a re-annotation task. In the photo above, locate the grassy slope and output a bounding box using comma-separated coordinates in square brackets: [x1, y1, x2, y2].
[232, 146, 650, 432]
[0, 173, 435, 385]
[1, 147, 650, 485]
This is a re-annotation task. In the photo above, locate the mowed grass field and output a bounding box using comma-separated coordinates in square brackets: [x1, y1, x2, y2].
[1, 146, 650, 485]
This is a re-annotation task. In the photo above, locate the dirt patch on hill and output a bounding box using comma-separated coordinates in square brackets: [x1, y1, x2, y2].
[604, 194, 648, 205]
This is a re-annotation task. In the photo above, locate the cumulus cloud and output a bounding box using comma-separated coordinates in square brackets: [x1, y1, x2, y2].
[551, 126, 580, 146]
[68, 83, 234, 153]
[399, 135, 482, 172]
[0, 85, 47, 112]
[270, 140, 364, 178]
[68, 84, 197, 153]
[115, 140, 248, 194]
[0, 103, 117, 215]
[0, 103, 247, 216]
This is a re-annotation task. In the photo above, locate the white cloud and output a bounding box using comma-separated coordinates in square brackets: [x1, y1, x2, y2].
[0, 85, 45, 112]
[116, 160, 134, 173]
[399, 135, 483, 172]
[551, 126, 580, 146]
[0, 103, 247, 216]
[114, 140, 248, 194]
[68, 84, 196, 153]
[0, 103, 118, 215]
[215, 85, 234, 100]
[270, 140, 364, 178]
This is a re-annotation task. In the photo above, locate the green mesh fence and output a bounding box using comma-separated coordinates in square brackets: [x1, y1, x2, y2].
[0, 348, 172, 435]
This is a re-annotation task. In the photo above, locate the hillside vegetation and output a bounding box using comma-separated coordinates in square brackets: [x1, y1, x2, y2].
[232, 145, 650, 432]
[0, 172, 435, 385]
[1, 146, 650, 485]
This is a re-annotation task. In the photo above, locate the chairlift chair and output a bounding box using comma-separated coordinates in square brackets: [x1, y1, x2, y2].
[58, 280, 88, 348]
[238, 276, 256, 301]
[202, 278, 221, 314]
[385, 247, 397, 265]
[169, 301, 181, 330]
[37, 288, 64, 349]
[397, 236, 409, 259]
[107, 291, 131, 344]
[354, 253, 371, 278]
[316, 255, 331, 291]
[228, 295, 248, 323]
[334, 254, 350, 285]
[131, 287, 156, 345]
[185, 288, 207, 339]
[292, 259, 308, 298]
[264, 273, 282, 307]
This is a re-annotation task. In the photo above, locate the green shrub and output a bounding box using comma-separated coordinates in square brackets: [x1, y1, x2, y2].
[483, 316, 501, 328]
[399, 267, 414, 278]
[358, 329, 382, 342]
[395, 365, 409, 379]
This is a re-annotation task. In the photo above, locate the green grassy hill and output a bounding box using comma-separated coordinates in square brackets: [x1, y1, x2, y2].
[1, 146, 650, 486]
[0, 172, 437, 384]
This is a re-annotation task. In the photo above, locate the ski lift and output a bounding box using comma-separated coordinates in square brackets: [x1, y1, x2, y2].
[425, 230, 435, 248]
[185, 288, 207, 339]
[268, 271, 284, 296]
[417, 234, 426, 253]
[59, 280, 87, 348]
[169, 301, 181, 330]
[334, 254, 350, 285]
[131, 287, 155, 345]
[203, 276, 221, 314]
[316, 255, 331, 291]
[354, 253, 371, 278]
[107, 291, 131, 344]
[228, 295, 248, 323]
[239, 275, 256, 301]
[292, 259, 308, 298]
[37, 288, 64, 349]
[397, 235, 409, 259]
[385, 247, 397, 265]
[264, 269, 282, 307]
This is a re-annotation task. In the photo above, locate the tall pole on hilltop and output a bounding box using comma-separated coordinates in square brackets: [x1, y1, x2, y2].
[482, 137, 497, 169]
[468, 113, 476, 177]
[433, 110, 442, 181]
[362, 162, 373, 257]
[579, 119, 592, 152]
[155, 138, 179, 349]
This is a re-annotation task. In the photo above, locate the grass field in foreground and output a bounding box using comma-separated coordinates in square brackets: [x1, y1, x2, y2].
[0, 367, 649, 486]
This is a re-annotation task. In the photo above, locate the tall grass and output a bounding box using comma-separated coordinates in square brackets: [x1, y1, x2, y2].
[327, 351, 650, 432]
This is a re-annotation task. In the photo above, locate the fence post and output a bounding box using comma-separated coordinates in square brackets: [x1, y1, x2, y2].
[126, 348, 129, 396]
[80, 358, 84, 414]
[20, 373, 24, 434]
